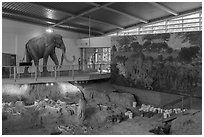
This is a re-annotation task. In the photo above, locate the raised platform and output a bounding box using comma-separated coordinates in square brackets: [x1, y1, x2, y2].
[2, 71, 111, 84]
[2, 64, 111, 84]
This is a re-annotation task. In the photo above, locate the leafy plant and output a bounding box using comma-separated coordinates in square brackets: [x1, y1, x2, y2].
[142, 33, 170, 42]
[176, 31, 202, 47]
[111, 45, 117, 53]
[179, 46, 200, 63]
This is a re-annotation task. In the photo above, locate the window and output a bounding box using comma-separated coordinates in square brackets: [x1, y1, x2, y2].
[108, 11, 202, 36]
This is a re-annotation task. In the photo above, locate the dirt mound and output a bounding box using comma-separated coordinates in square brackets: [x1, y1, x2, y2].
[82, 87, 110, 105]
[170, 110, 202, 135]
[93, 92, 110, 105]
[2, 83, 83, 104]
[2, 84, 30, 102]
[82, 87, 95, 100]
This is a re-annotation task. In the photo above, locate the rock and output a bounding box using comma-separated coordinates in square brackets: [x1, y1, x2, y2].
[170, 111, 202, 135]
[108, 92, 136, 108]
[15, 101, 26, 114]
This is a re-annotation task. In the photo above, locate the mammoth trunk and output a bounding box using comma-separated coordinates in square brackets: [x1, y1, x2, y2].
[60, 46, 75, 66]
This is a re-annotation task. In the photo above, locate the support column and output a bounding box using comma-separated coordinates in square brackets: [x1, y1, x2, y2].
[54, 66, 57, 80]
[199, 11, 202, 31]
[9, 67, 12, 78]
[14, 66, 16, 82]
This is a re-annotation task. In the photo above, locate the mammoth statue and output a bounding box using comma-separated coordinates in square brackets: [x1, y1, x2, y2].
[22, 33, 75, 73]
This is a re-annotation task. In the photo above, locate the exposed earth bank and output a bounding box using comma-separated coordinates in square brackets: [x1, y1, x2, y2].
[2, 81, 202, 135]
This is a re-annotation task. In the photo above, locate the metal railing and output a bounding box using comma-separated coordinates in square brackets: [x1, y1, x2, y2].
[2, 63, 111, 81]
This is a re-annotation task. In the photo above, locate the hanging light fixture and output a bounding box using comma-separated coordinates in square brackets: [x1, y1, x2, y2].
[46, 27, 53, 33]
[89, 16, 91, 47]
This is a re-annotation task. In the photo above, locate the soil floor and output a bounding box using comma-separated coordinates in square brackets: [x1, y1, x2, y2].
[3, 115, 160, 135]
[2, 80, 202, 135]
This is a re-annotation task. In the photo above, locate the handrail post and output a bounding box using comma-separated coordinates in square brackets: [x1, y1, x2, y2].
[54, 65, 57, 80]
[109, 63, 111, 73]
[9, 67, 12, 78]
[72, 65, 74, 78]
[100, 64, 102, 74]
[14, 66, 16, 82]
[108, 64, 110, 73]
[35, 66, 37, 81]
[30, 66, 33, 78]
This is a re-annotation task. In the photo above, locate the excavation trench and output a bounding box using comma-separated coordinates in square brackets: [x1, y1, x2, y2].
[2, 81, 202, 135]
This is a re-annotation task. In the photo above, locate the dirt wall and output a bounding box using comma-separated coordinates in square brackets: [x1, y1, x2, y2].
[112, 84, 181, 107]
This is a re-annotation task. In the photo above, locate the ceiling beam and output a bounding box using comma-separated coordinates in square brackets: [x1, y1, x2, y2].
[31, 3, 124, 30]
[2, 11, 56, 25]
[51, 2, 114, 27]
[58, 24, 104, 35]
[104, 7, 148, 23]
[88, 2, 148, 23]
[149, 2, 178, 16]
[80, 16, 124, 30]
[2, 11, 104, 35]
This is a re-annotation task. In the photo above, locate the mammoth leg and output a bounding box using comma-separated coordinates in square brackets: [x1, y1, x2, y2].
[42, 45, 55, 73]
[24, 47, 32, 74]
[42, 57, 49, 73]
[27, 45, 40, 73]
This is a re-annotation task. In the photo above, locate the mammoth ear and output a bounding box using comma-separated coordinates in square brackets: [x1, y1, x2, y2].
[45, 34, 56, 47]
[55, 35, 63, 43]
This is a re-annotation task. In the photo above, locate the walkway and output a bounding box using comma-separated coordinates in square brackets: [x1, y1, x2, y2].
[2, 64, 111, 84]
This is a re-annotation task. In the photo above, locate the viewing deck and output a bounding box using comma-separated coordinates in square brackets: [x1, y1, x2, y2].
[2, 64, 111, 84]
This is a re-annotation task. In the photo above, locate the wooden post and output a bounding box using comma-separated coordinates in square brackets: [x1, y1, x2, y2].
[181, 96, 184, 110]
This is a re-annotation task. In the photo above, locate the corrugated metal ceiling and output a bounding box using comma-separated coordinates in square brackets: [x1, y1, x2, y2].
[2, 2, 202, 36]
